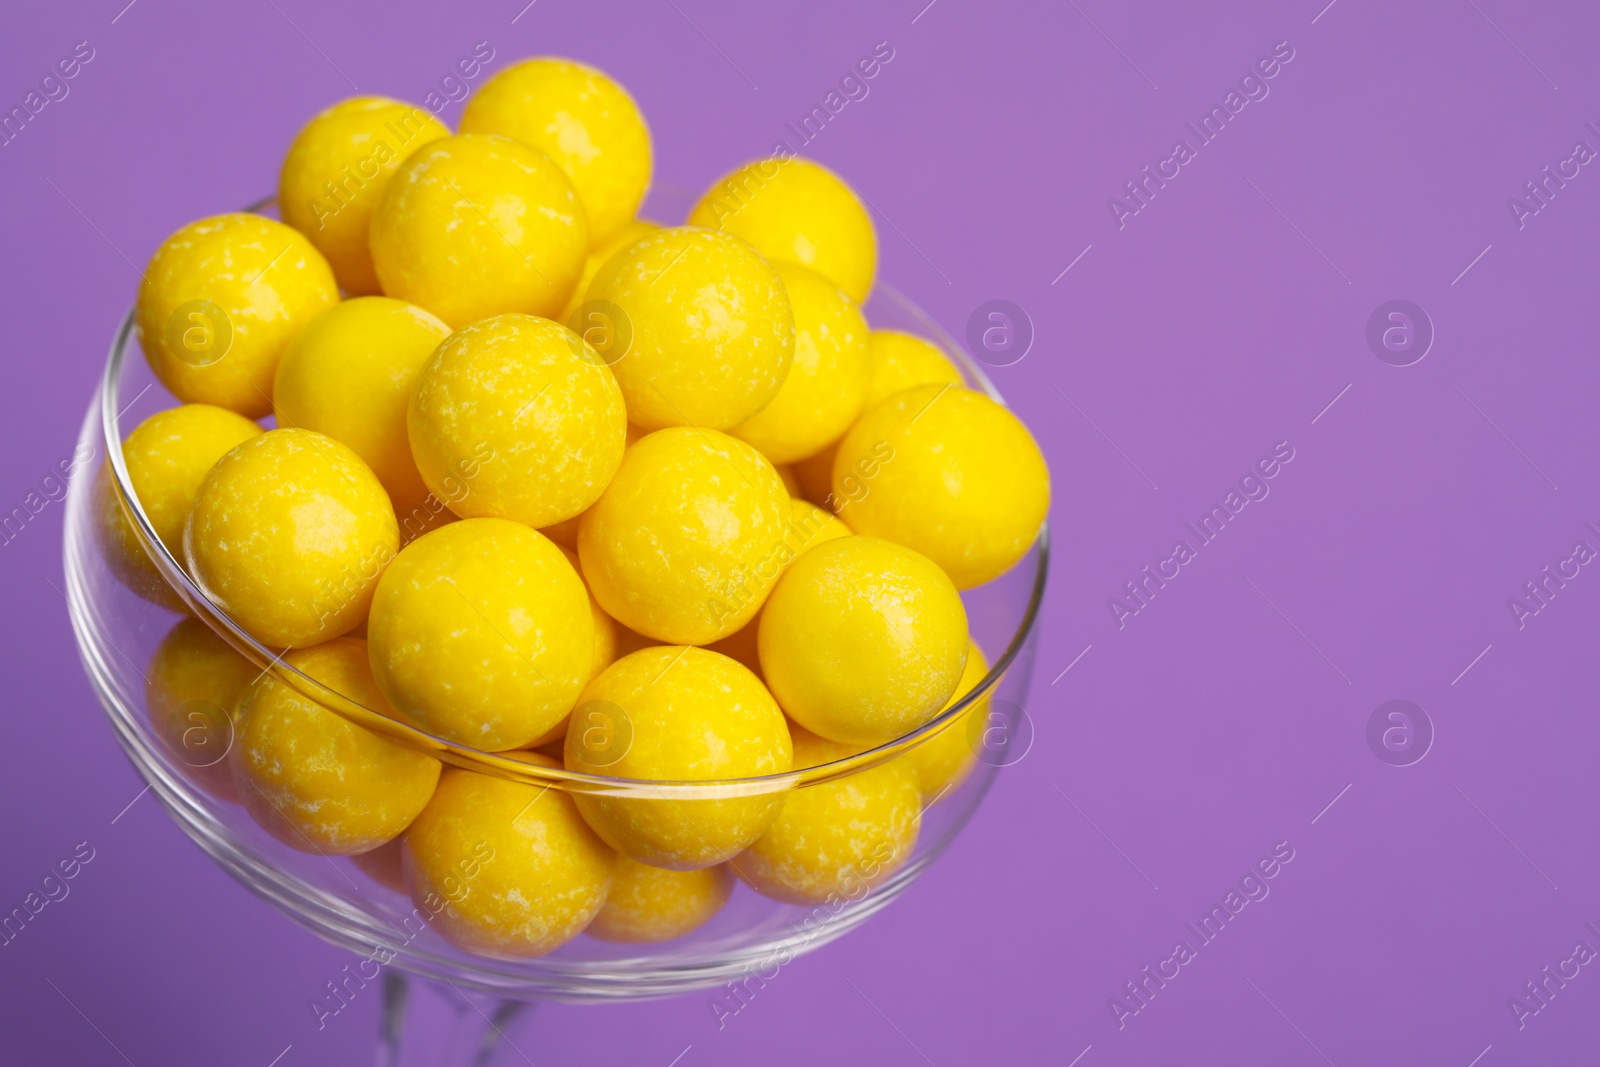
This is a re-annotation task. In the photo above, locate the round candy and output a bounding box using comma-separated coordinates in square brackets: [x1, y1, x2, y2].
[688, 156, 876, 304]
[278, 97, 449, 294]
[460, 58, 652, 247]
[185, 428, 398, 648]
[273, 296, 451, 524]
[584, 227, 794, 431]
[564, 646, 793, 869]
[834, 385, 1049, 588]
[403, 753, 615, 958]
[100, 403, 262, 607]
[146, 616, 258, 801]
[560, 218, 659, 322]
[588, 859, 733, 943]
[577, 427, 790, 644]
[407, 314, 626, 528]
[369, 134, 588, 328]
[367, 518, 592, 750]
[731, 262, 868, 464]
[759, 535, 968, 745]
[230, 637, 441, 855]
[737, 726, 921, 905]
[902, 639, 991, 803]
[862, 329, 963, 410]
[138, 213, 339, 416]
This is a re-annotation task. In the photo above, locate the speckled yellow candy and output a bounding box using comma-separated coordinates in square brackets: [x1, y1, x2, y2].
[99, 403, 262, 608]
[564, 647, 793, 869]
[732, 262, 868, 464]
[759, 535, 968, 745]
[461, 58, 652, 248]
[279, 97, 449, 294]
[273, 296, 451, 526]
[560, 217, 659, 321]
[230, 637, 440, 854]
[185, 428, 398, 648]
[902, 640, 991, 804]
[688, 156, 876, 304]
[862, 330, 963, 409]
[584, 227, 794, 431]
[577, 428, 790, 644]
[407, 314, 626, 528]
[403, 752, 615, 958]
[835, 384, 1049, 588]
[738, 726, 920, 905]
[588, 858, 733, 943]
[367, 518, 592, 750]
[146, 616, 258, 802]
[139, 214, 339, 416]
[369, 134, 587, 328]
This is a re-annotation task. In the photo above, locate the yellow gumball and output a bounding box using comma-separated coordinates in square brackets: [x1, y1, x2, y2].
[99, 404, 262, 607]
[273, 296, 451, 524]
[688, 156, 876, 303]
[230, 637, 441, 855]
[588, 859, 733, 943]
[138, 214, 339, 416]
[185, 428, 398, 648]
[835, 385, 1049, 588]
[732, 262, 868, 464]
[564, 646, 793, 869]
[902, 640, 991, 804]
[759, 536, 967, 745]
[278, 97, 449, 294]
[584, 227, 794, 431]
[369, 134, 587, 327]
[862, 330, 963, 410]
[407, 314, 626, 528]
[403, 752, 615, 958]
[146, 616, 258, 802]
[577, 428, 790, 644]
[460, 58, 652, 248]
[737, 726, 921, 906]
[561, 217, 659, 322]
[367, 518, 592, 750]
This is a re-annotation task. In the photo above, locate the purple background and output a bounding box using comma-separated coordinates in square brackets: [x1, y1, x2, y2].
[3, 0, 1599, 1063]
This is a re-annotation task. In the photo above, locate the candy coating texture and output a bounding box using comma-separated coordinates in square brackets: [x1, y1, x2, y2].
[185, 428, 398, 648]
[587, 859, 733, 943]
[138, 213, 339, 416]
[145, 616, 258, 802]
[278, 97, 449, 294]
[230, 638, 440, 854]
[759, 536, 968, 745]
[369, 134, 587, 328]
[834, 385, 1049, 588]
[561, 218, 659, 322]
[367, 518, 593, 750]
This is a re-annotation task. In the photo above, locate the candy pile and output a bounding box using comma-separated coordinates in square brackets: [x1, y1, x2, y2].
[104, 57, 1050, 958]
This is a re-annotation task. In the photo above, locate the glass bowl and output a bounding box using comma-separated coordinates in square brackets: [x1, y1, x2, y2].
[62, 189, 1049, 1036]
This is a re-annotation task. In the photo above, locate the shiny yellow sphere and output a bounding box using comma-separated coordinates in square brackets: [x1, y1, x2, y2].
[407, 314, 626, 528]
[403, 753, 616, 958]
[185, 428, 398, 648]
[862, 329, 963, 410]
[588, 858, 733, 943]
[460, 58, 652, 248]
[584, 227, 794, 431]
[273, 296, 451, 521]
[732, 262, 868, 464]
[367, 518, 592, 750]
[759, 535, 968, 745]
[369, 134, 588, 328]
[146, 616, 258, 801]
[278, 97, 449, 294]
[688, 156, 876, 304]
[737, 726, 920, 905]
[577, 427, 790, 644]
[230, 638, 441, 854]
[902, 640, 991, 803]
[835, 384, 1050, 588]
[564, 646, 793, 869]
[100, 403, 262, 607]
[560, 217, 660, 322]
[138, 213, 339, 416]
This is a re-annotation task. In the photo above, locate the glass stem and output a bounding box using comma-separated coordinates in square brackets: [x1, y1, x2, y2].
[378, 971, 536, 1067]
